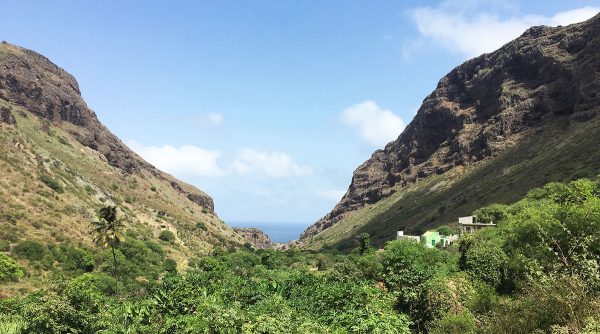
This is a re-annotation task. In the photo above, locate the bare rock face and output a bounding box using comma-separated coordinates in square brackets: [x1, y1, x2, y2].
[0, 106, 16, 125]
[234, 228, 273, 249]
[0, 43, 215, 213]
[301, 13, 600, 241]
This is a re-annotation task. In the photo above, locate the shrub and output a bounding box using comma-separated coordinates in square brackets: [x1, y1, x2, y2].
[428, 310, 476, 334]
[57, 137, 70, 146]
[0, 315, 26, 334]
[436, 225, 455, 236]
[0, 253, 23, 282]
[381, 239, 449, 326]
[0, 240, 10, 252]
[196, 221, 207, 231]
[59, 245, 95, 272]
[158, 230, 175, 242]
[164, 259, 177, 273]
[84, 185, 96, 195]
[13, 240, 47, 261]
[40, 174, 63, 193]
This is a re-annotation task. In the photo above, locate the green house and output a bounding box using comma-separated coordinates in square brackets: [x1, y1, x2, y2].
[420, 231, 453, 248]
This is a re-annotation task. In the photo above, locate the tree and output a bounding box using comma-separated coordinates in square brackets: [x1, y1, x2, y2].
[0, 253, 23, 282]
[436, 225, 455, 236]
[354, 233, 371, 255]
[90, 205, 125, 296]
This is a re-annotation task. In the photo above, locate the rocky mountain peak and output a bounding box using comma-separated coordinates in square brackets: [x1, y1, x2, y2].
[301, 12, 600, 241]
[0, 42, 215, 212]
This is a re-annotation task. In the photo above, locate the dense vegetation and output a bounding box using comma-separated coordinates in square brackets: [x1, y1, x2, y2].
[1, 177, 600, 333]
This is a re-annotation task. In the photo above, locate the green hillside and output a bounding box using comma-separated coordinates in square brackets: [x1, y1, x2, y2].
[305, 114, 600, 250]
[0, 98, 245, 294]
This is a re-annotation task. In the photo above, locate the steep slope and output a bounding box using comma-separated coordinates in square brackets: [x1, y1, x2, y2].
[0, 42, 245, 263]
[301, 13, 600, 249]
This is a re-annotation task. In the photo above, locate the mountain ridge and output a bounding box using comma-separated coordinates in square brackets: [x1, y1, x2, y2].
[0, 42, 245, 268]
[301, 13, 600, 246]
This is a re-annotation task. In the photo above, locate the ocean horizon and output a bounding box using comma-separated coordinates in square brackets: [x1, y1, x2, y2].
[228, 222, 310, 244]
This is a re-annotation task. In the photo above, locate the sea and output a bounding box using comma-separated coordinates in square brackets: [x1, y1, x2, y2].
[228, 222, 310, 244]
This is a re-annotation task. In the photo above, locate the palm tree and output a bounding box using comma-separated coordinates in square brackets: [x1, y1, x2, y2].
[90, 205, 125, 296]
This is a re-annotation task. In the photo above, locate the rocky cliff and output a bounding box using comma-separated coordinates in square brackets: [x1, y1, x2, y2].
[0, 42, 214, 211]
[234, 228, 273, 249]
[0, 42, 245, 261]
[301, 13, 600, 242]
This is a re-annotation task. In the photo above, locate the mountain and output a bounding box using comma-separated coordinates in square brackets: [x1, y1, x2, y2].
[0, 42, 245, 262]
[234, 228, 273, 249]
[301, 13, 600, 250]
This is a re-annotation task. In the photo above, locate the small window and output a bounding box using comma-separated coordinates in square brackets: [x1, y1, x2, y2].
[432, 240, 436, 246]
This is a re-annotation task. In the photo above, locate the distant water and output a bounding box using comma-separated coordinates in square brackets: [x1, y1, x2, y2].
[229, 222, 309, 243]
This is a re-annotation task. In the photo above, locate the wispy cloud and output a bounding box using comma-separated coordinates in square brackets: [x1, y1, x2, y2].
[128, 141, 225, 177]
[232, 149, 312, 178]
[196, 112, 223, 126]
[405, 4, 600, 58]
[341, 100, 405, 147]
[129, 139, 312, 181]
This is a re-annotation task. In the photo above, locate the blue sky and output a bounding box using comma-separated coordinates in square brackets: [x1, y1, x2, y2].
[2, 1, 599, 228]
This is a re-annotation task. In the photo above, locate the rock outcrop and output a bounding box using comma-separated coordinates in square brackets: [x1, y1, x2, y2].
[234, 228, 273, 249]
[0, 43, 214, 212]
[301, 13, 600, 241]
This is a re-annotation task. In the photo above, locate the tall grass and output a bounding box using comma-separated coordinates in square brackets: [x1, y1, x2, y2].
[0, 315, 26, 334]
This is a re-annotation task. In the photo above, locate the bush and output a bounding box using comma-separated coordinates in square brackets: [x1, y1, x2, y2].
[13, 240, 46, 261]
[0, 314, 26, 334]
[40, 174, 63, 193]
[0, 240, 10, 252]
[0, 253, 23, 282]
[164, 259, 177, 273]
[158, 230, 175, 242]
[436, 225, 455, 236]
[428, 310, 476, 334]
[83, 185, 96, 195]
[196, 221, 207, 231]
[59, 245, 95, 272]
[381, 239, 449, 327]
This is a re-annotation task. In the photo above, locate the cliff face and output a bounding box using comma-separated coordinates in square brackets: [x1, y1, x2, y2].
[0, 42, 214, 211]
[301, 13, 600, 242]
[0, 42, 245, 258]
[234, 228, 273, 249]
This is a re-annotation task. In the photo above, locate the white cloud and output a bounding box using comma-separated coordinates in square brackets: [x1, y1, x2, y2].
[341, 100, 405, 147]
[128, 141, 224, 177]
[196, 112, 223, 126]
[316, 189, 346, 201]
[232, 149, 312, 178]
[407, 5, 600, 58]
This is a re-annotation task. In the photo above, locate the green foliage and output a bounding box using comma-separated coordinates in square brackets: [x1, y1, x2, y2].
[0, 253, 23, 282]
[55, 244, 95, 272]
[2, 177, 600, 334]
[381, 239, 449, 328]
[164, 259, 177, 273]
[481, 275, 600, 333]
[13, 240, 47, 261]
[84, 184, 96, 195]
[0, 240, 10, 252]
[40, 174, 63, 193]
[195, 221, 207, 231]
[459, 235, 508, 289]
[158, 230, 175, 242]
[0, 314, 26, 334]
[473, 203, 508, 224]
[354, 232, 371, 255]
[428, 310, 476, 334]
[435, 225, 455, 236]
